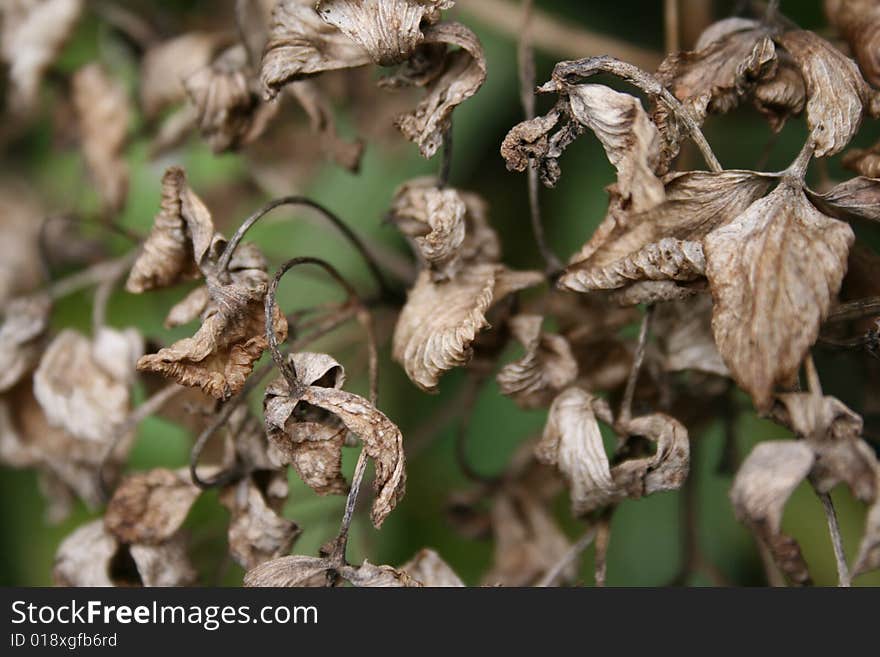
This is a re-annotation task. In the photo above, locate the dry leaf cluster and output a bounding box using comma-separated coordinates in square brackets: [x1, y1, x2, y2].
[1, 0, 880, 588]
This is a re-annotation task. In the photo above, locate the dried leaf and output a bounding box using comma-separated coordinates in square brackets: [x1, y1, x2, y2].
[1, 0, 83, 113]
[853, 499, 880, 577]
[730, 441, 815, 585]
[653, 294, 729, 377]
[165, 285, 211, 328]
[220, 476, 301, 570]
[244, 555, 331, 587]
[808, 176, 880, 224]
[34, 328, 142, 442]
[497, 314, 578, 409]
[72, 64, 130, 215]
[140, 31, 227, 119]
[776, 29, 870, 157]
[400, 548, 464, 587]
[260, 0, 371, 98]
[338, 560, 420, 587]
[560, 170, 775, 294]
[704, 182, 854, 411]
[752, 52, 807, 132]
[825, 0, 880, 87]
[842, 141, 880, 178]
[316, 0, 451, 66]
[138, 279, 288, 400]
[393, 265, 543, 391]
[126, 167, 216, 293]
[128, 536, 199, 587]
[0, 294, 51, 392]
[104, 468, 201, 545]
[287, 80, 364, 171]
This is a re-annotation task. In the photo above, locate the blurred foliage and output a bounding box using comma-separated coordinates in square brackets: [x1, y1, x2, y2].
[1, 0, 879, 587]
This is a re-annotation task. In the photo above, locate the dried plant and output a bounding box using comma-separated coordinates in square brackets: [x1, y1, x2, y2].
[2, 0, 880, 589]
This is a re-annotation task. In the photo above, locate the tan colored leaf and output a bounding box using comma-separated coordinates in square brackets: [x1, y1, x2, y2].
[771, 393, 877, 502]
[1, 0, 83, 113]
[185, 45, 279, 153]
[393, 265, 543, 391]
[500, 109, 565, 187]
[260, 0, 371, 99]
[395, 22, 487, 158]
[126, 167, 216, 293]
[653, 294, 729, 377]
[128, 536, 199, 587]
[389, 178, 467, 279]
[853, 499, 880, 577]
[138, 280, 288, 400]
[704, 182, 854, 411]
[730, 441, 815, 585]
[842, 140, 880, 178]
[482, 488, 572, 587]
[0, 294, 51, 392]
[104, 468, 201, 545]
[497, 314, 578, 409]
[72, 63, 130, 215]
[825, 0, 880, 87]
[140, 31, 227, 119]
[560, 170, 775, 294]
[808, 176, 880, 224]
[338, 560, 421, 587]
[776, 29, 870, 157]
[316, 0, 451, 66]
[400, 548, 464, 587]
[220, 476, 301, 570]
[164, 285, 211, 328]
[34, 328, 142, 443]
[244, 555, 330, 587]
[752, 52, 807, 132]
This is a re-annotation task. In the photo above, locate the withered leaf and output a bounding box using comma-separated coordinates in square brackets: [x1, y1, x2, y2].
[704, 182, 854, 411]
[126, 167, 216, 293]
[184, 45, 279, 153]
[653, 294, 729, 377]
[54, 519, 197, 587]
[0, 294, 51, 392]
[260, 0, 371, 98]
[1, 0, 83, 113]
[265, 352, 406, 527]
[400, 548, 464, 587]
[165, 285, 211, 328]
[842, 141, 880, 178]
[393, 265, 543, 392]
[316, 0, 451, 66]
[72, 64, 130, 215]
[287, 80, 365, 171]
[808, 176, 880, 224]
[138, 279, 288, 400]
[560, 170, 775, 294]
[825, 0, 880, 87]
[752, 52, 807, 132]
[395, 22, 487, 158]
[497, 314, 578, 409]
[243, 555, 331, 587]
[104, 468, 201, 545]
[140, 31, 227, 119]
[537, 388, 690, 516]
[776, 29, 870, 157]
[34, 328, 142, 443]
[220, 476, 301, 570]
[853, 499, 880, 577]
[730, 441, 815, 585]
[482, 487, 573, 587]
[337, 560, 421, 587]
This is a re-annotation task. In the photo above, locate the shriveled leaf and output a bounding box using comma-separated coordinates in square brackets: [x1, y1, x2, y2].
[395, 22, 487, 158]
[393, 265, 542, 391]
[165, 285, 211, 328]
[72, 63, 130, 215]
[825, 0, 880, 87]
[843, 140, 880, 178]
[126, 167, 216, 293]
[53, 519, 122, 587]
[104, 468, 201, 545]
[244, 554, 330, 587]
[0, 294, 51, 392]
[808, 176, 880, 224]
[287, 80, 365, 171]
[338, 560, 421, 587]
[752, 52, 807, 132]
[853, 499, 880, 577]
[653, 294, 729, 377]
[730, 441, 815, 585]
[316, 0, 451, 66]
[497, 314, 578, 408]
[1, 0, 83, 113]
[34, 328, 142, 443]
[128, 536, 198, 587]
[704, 182, 854, 411]
[220, 477, 301, 570]
[560, 170, 775, 293]
[400, 548, 464, 587]
[260, 0, 371, 99]
[776, 29, 870, 157]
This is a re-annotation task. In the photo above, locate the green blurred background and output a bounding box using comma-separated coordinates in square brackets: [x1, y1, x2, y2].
[2, 0, 879, 587]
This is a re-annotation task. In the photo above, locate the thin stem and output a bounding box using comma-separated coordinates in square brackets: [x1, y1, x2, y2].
[825, 297, 880, 324]
[217, 197, 396, 301]
[47, 250, 138, 301]
[537, 526, 597, 587]
[618, 306, 654, 428]
[91, 255, 130, 334]
[594, 511, 613, 587]
[817, 491, 851, 587]
[544, 56, 722, 172]
[329, 450, 369, 567]
[665, 0, 680, 53]
[518, 0, 562, 275]
[438, 122, 454, 188]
